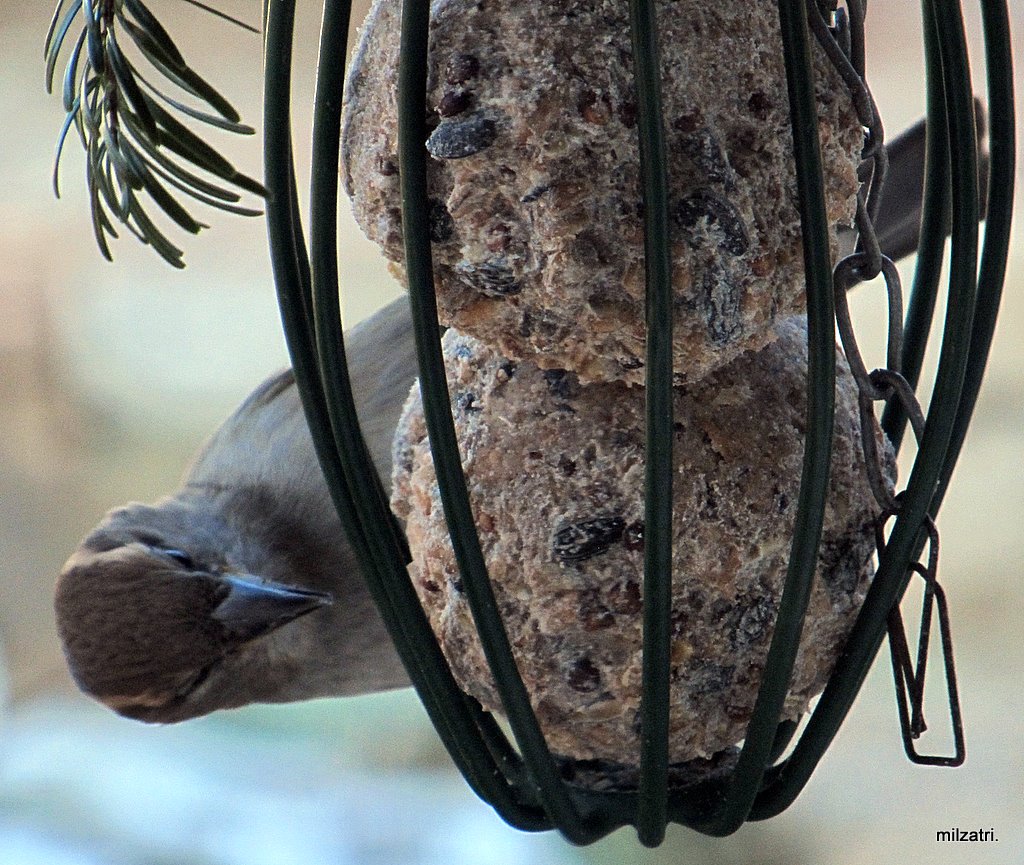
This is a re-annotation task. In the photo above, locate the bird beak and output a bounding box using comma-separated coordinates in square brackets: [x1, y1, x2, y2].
[212, 574, 333, 642]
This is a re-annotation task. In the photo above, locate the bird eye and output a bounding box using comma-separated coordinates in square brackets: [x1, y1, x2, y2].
[163, 549, 198, 570]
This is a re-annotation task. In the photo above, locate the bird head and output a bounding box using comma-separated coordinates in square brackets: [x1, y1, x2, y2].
[54, 500, 332, 723]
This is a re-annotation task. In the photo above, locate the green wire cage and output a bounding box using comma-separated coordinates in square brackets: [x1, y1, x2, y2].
[45, 0, 1016, 848]
[260, 0, 1014, 844]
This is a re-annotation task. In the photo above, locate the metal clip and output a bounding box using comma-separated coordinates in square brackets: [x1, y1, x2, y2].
[878, 513, 965, 766]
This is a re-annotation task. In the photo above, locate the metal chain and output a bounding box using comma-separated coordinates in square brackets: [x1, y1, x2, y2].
[808, 0, 963, 764]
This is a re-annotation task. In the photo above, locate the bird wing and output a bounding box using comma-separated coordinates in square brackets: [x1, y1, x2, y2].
[182, 297, 417, 499]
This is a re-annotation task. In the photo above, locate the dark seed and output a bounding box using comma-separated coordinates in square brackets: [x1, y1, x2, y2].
[428, 199, 454, 242]
[498, 360, 517, 380]
[623, 521, 645, 552]
[516, 308, 563, 339]
[817, 528, 872, 600]
[671, 607, 691, 638]
[678, 126, 734, 187]
[579, 90, 609, 125]
[688, 662, 736, 697]
[618, 100, 637, 128]
[698, 477, 720, 520]
[580, 589, 616, 630]
[747, 91, 772, 121]
[674, 188, 750, 255]
[617, 355, 644, 371]
[620, 580, 642, 615]
[377, 156, 398, 176]
[485, 223, 512, 253]
[533, 312, 562, 338]
[445, 53, 480, 85]
[729, 127, 762, 179]
[700, 261, 743, 345]
[609, 430, 631, 449]
[567, 656, 602, 692]
[520, 184, 551, 204]
[673, 109, 702, 135]
[456, 392, 481, 412]
[552, 515, 626, 563]
[631, 709, 644, 736]
[426, 114, 497, 160]
[542, 368, 579, 400]
[557, 454, 577, 477]
[455, 258, 521, 297]
[438, 89, 471, 118]
[725, 702, 752, 722]
[730, 593, 777, 649]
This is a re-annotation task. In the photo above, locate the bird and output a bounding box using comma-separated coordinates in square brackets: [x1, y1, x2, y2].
[55, 296, 417, 722]
[54, 114, 983, 723]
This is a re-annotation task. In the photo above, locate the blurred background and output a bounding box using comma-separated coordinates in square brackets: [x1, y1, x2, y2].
[1, 2, 1021, 863]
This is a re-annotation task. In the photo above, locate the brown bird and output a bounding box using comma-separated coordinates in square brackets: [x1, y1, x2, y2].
[55, 297, 416, 721]
[54, 116, 979, 723]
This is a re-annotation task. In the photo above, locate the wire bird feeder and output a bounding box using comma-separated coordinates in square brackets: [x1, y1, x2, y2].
[259, 0, 1015, 842]
[45, 0, 1014, 849]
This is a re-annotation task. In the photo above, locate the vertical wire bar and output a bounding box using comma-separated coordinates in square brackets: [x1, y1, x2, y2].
[877, 0, 1012, 769]
[309, 0, 400, 565]
[304, 0, 547, 827]
[752, 0, 981, 818]
[883, 0, 1013, 768]
[264, 0, 417, 774]
[394, 0, 605, 843]
[928, 0, 1015, 514]
[263, 4, 315, 354]
[264, 0, 355, 562]
[880, 2, 950, 451]
[267, 0, 548, 831]
[265, 0, 386, 679]
[628, 0, 673, 846]
[688, 0, 838, 834]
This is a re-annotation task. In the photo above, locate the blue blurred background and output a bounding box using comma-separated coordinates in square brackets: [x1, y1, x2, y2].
[1, 2, 1022, 863]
